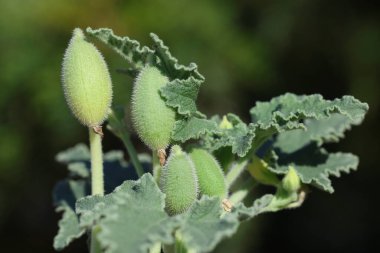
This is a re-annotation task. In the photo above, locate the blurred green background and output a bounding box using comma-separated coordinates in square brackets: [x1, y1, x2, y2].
[0, 0, 379, 252]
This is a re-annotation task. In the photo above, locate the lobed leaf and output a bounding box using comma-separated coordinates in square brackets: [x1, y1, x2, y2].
[203, 114, 256, 157]
[233, 194, 274, 220]
[177, 197, 239, 252]
[159, 78, 202, 117]
[86, 27, 155, 70]
[270, 143, 359, 193]
[53, 204, 85, 251]
[82, 174, 178, 253]
[149, 33, 204, 81]
[250, 93, 368, 129]
[275, 113, 364, 153]
[86, 28, 204, 82]
[171, 116, 220, 142]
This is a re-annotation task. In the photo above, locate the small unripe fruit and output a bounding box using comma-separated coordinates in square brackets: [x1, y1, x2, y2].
[131, 66, 176, 150]
[159, 145, 198, 215]
[282, 166, 301, 193]
[189, 148, 227, 198]
[62, 28, 113, 127]
[247, 155, 280, 186]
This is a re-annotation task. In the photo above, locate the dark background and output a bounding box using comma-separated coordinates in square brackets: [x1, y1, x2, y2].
[0, 0, 379, 252]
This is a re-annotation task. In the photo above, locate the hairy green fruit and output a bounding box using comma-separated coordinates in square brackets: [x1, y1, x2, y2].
[282, 166, 301, 193]
[62, 28, 113, 127]
[189, 148, 227, 198]
[131, 66, 176, 150]
[160, 145, 198, 215]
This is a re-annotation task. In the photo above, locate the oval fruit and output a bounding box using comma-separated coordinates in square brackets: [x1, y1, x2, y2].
[159, 145, 198, 215]
[131, 66, 176, 150]
[62, 28, 113, 127]
[282, 166, 301, 193]
[189, 148, 227, 198]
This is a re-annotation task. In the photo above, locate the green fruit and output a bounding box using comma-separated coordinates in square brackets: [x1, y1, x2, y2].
[159, 145, 198, 215]
[131, 66, 176, 150]
[247, 155, 280, 186]
[62, 28, 113, 127]
[189, 148, 227, 198]
[282, 166, 301, 193]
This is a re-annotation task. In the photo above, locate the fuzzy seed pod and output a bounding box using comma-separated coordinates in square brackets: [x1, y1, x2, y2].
[282, 166, 301, 193]
[62, 28, 113, 127]
[131, 66, 176, 150]
[160, 145, 198, 215]
[189, 148, 227, 199]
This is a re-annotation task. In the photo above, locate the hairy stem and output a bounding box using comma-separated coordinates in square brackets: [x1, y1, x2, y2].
[89, 128, 104, 253]
[89, 128, 105, 196]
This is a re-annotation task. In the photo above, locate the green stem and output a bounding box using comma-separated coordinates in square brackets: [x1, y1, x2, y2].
[152, 150, 161, 183]
[89, 128, 104, 253]
[89, 128, 104, 196]
[119, 129, 145, 177]
[90, 226, 102, 253]
[108, 109, 144, 177]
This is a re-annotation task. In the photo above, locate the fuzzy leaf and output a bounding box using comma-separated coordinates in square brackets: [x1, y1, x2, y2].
[86, 27, 155, 70]
[270, 143, 359, 193]
[250, 93, 368, 129]
[231, 93, 368, 156]
[275, 113, 365, 153]
[56, 143, 90, 164]
[95, 174, 178, 253]
[178, 197, 239, 252]
[149, 33, 204, 81]
[203, 114, 256, 157]
[233, 194, 274, 220]
[160, 78, 202, 117]
[86, 28, 204, 82]
[172, 116, 220, 142]
[53, 204, 85, 251]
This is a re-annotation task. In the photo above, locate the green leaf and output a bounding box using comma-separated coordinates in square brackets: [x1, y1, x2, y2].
[86, 27, 155, 70]
[250, 93, 368, 129]
[159, 78, 202, 117]
[149, 33, 204, 81]
[86, 28, 204, 82]
[53, 203, 85, 251]
[233, 194, 274, 220]
[203, 114, 256, 157]
[270, 143, 359, 193]
[275, 113, 365, 153]
[55, 143, 90, 164]
[172, 116, 220, 142]
[95, 174, 178, 253]
[178, 197, 239, 253]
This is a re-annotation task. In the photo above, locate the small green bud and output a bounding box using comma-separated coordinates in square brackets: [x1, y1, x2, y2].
[247, 155, 280, 186]
[159, 145, 198, 215]
[219, 116, 233, 129]
[189, 148, 227, 198]
[62, 28, 113, 127]
[131, 66, 176, 150]
[282, 166, 301, 193]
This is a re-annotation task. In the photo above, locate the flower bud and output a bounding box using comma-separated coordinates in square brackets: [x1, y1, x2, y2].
[282, 166, 301, 193]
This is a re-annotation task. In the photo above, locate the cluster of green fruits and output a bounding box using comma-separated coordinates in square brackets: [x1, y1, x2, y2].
[61, 28, 230, 215]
